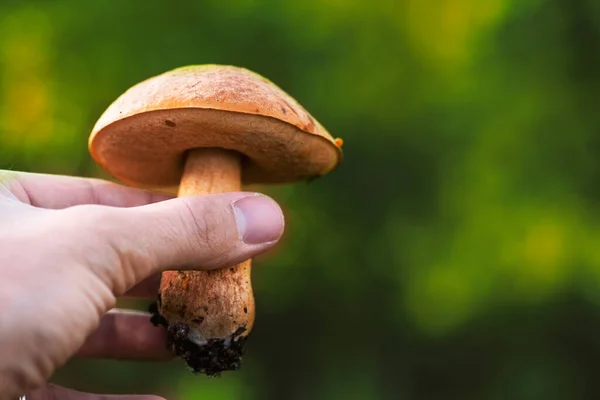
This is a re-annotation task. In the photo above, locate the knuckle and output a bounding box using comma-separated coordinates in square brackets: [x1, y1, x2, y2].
[181, 198, 230, 253]
[53, 205, 122, 262]
[54, 206, 139, 294]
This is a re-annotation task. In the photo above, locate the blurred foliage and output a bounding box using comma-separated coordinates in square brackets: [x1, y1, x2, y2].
[3, 0, 600, 398]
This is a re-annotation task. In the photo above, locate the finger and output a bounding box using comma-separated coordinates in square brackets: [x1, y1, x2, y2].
[84, 192, 285, 288]
[27, 383, 166, 400]
[122, 273, 161, 299]
[76, 310, 172, 361]
[0, 170, 172, 209]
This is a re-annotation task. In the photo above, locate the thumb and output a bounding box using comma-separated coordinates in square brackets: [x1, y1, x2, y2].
[134, 191, 285, 269]
[89, 192, 284, 288]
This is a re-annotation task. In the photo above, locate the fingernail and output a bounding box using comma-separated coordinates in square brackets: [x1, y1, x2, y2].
[232, 195, 284, 244]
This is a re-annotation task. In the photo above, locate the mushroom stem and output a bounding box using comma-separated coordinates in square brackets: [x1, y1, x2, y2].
[156, 147, 254, 376]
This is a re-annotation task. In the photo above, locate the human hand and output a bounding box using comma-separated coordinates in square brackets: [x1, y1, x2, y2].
[0, 170, 284, 400]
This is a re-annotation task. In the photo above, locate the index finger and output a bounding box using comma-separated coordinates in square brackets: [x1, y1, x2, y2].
[0, 170, 173, 209]
[76, 310, 173, 361]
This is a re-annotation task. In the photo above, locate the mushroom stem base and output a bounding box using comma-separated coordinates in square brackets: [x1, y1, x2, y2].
[149, 302, 248, 376]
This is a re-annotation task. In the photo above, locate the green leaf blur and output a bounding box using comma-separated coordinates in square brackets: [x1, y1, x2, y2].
[2, 0, 600, 398]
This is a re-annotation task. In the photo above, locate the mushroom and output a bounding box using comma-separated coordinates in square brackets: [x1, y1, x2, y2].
[88, 65, 343, 375]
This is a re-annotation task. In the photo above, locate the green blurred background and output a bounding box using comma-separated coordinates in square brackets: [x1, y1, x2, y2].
[3, 0, 600, 398]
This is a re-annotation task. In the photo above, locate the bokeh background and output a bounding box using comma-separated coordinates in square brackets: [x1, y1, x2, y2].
[3, 0, 600, 398]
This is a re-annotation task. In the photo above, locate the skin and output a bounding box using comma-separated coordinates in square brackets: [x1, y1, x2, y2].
[0, 170, 285, 400]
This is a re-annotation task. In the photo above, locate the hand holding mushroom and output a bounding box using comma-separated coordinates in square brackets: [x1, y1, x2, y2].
[89, 65, 343, 375]
[0, 170, 284, 400]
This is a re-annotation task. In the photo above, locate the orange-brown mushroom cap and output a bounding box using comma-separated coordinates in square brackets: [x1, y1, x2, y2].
[89, 65, 343, 189]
